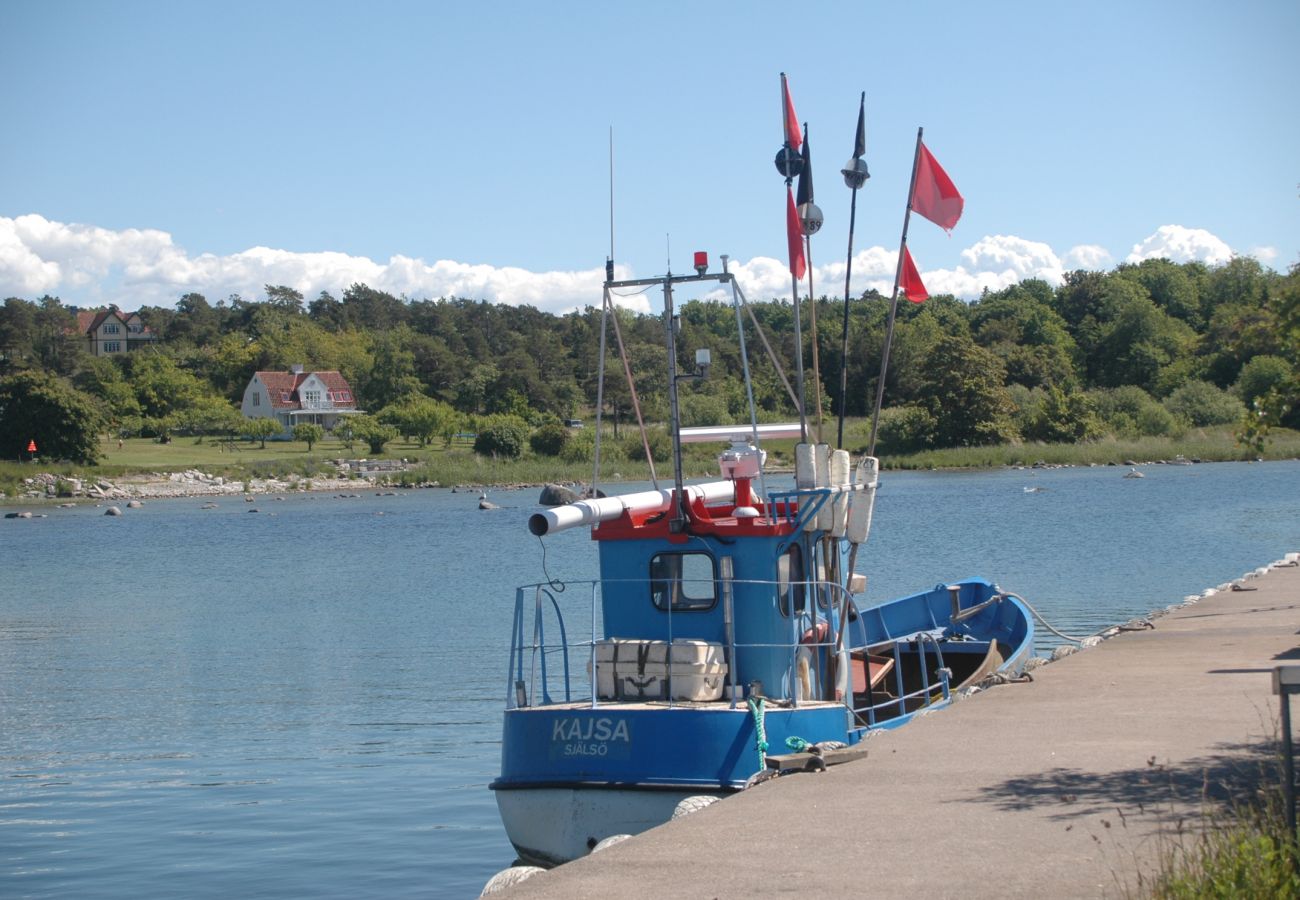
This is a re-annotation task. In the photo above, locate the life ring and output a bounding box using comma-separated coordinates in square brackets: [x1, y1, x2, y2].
[800, 621, 830, 646]
[794, 624, 850, 701]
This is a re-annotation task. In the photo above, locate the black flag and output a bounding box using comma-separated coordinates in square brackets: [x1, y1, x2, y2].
[796, 123, 814, 206]
[852, 94, 866, 159]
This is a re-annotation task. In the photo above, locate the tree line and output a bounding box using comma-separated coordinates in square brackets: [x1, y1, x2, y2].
[1, 256, 1297, 464]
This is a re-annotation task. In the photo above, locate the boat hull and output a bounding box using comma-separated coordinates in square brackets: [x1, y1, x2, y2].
[495, 785, 723, 867]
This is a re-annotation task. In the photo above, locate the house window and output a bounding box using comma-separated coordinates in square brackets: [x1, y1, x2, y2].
[280, 391, 291, 402]
[104, 341, 121, 353]
[303, 390, 321, 405]
[105, 323, 120, 334]
[336, 390, 352, 402]
[650, 552, 716, 612]
[252, 393, 260, 407]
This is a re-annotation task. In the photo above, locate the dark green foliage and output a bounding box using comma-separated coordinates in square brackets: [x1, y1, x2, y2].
[916, 334, 1017, 447]
[0, 369, 105, 463]
[3, 255, 1291, 459]
[473, 415, 529, 458]
[1163, 380, 1245, 427]
[529, 422, 570, 457]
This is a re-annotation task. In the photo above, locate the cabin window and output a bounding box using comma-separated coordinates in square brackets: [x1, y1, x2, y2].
[778, 544, 807, 616]
[252, 393, 260, 407]
[650, 552, 716, 612]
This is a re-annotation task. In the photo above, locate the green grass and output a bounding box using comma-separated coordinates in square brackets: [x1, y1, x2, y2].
[1145, 786, 1300, 898]
[4, 426, 1299, 503]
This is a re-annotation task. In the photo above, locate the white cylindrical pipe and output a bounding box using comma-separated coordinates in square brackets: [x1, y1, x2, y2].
[528, 481, 738, 536]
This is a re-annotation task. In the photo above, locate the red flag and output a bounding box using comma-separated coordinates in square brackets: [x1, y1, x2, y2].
[786, 186, 806, 279]
[911, 142, 964, 232]
[781, 73, 801, 151]
[900, 246, 928, 303]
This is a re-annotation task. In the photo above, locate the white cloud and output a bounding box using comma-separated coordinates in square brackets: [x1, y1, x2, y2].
[1126, 225, 1233, 265]
[1062, 244, 1113, 271]
[0, 214, 1259, 312]
[1249, 245, 1279, 264]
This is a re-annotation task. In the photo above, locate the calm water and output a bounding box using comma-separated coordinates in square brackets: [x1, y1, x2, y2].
[2, 461, 1298, 898]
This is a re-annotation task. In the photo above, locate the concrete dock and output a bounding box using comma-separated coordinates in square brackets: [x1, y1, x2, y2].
[498, 557, 1300, 898]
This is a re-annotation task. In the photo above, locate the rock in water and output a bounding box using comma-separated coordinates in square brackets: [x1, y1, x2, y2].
[539, 483, 579, 506]
[104, 506, 123, 516]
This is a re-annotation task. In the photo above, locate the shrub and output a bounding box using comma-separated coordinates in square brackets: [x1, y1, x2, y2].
[1164, 380, 1245, 427]
[1091, 386, 1177, 438]
[559, 428, 625, 464]
[474, 415, 529, 459]
[621, 427, 672, 463]
[529, 422, 570, 457]
[1233, 356, 1293, 407]
[874, 405, 937, 454]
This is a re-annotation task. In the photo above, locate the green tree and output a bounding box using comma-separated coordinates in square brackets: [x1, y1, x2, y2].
[1233, 355, 1293, 409]
[1163, 380, 1245, 427]
[1021, 386, 1101, 443]
[174, 397, 242, 437]
[0, 369, 106, 463]
[379, 394, 458, 446]
[915, 334, 1016, 447]
[244, 416, 285, 448]
[349, 414, 398, 455]
[293, 422, 324, 451]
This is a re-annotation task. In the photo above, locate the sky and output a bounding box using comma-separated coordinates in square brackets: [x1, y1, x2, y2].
[2, 0, 1297, 316]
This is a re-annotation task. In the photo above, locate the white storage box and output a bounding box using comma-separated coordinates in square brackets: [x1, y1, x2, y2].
[592, 638, 728, 701]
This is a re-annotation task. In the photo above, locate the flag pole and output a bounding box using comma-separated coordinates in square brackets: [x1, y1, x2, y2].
[837, 92, 868, 449]
[798, 122, 824, 444]
[780, 73, 808, 441]
[805, 231, 822, 443]
[866, 126, 924, 458]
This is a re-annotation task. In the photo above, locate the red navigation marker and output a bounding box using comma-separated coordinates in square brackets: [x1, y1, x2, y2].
[27, 440, 37, 453]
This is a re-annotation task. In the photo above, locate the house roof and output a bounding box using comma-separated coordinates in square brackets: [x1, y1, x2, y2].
[74, 307, 154, 336]
[253, 370, 357, 410]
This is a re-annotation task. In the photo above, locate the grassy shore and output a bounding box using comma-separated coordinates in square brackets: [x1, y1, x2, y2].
[3, 425, 1298, 503]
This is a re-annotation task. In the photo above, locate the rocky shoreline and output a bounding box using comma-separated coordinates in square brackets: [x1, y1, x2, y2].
[3, 470, 593, 506]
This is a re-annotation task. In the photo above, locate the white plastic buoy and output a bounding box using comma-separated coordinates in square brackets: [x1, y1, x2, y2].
[846, 457, 879, 545]
[829, 449, 850, 537]
[672, 795, 720, 819]
[794, 443, 816, 489]
[480, 865, 545, 895]
[813, 444, 832, 530]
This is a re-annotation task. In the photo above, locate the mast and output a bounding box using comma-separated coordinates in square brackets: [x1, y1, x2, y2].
[867, 127, 924, 458]
[837, 92, 869, 449]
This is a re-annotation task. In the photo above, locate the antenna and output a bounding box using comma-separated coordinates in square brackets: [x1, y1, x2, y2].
[608, 126, 615, 272]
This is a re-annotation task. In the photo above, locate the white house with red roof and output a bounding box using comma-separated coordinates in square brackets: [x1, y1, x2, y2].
[75, 307, 158, 356]
[240, 366, 362, 434]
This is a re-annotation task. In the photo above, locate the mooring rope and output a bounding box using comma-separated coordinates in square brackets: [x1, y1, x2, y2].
[1000, 590, 1097, 644]
[746, 696, 768, 772]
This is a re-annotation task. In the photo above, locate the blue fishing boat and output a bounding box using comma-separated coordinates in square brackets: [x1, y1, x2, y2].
[490, 257, 1035, 867]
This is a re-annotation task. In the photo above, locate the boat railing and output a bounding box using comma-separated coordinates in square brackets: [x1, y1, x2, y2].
[507, 575, 956, 730]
